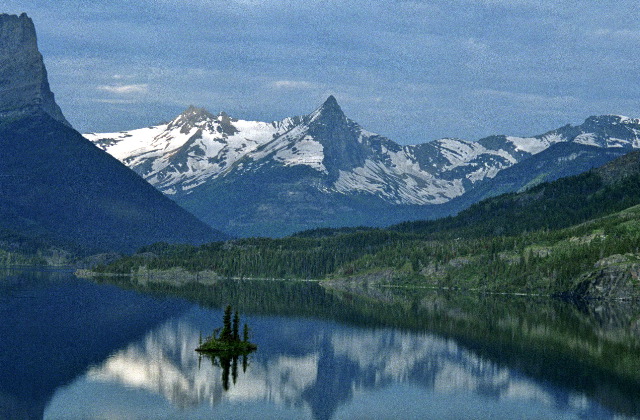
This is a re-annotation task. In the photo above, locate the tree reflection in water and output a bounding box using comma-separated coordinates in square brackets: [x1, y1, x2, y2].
[199, 353, 250, 391]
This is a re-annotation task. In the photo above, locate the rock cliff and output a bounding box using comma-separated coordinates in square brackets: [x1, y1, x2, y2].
[0, 13, 69, 125]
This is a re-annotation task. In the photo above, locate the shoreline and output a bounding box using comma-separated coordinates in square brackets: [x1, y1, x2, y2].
[76, 267, 640, 302]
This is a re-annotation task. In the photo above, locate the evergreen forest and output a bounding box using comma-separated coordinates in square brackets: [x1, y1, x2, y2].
[93, 151, 640, 298]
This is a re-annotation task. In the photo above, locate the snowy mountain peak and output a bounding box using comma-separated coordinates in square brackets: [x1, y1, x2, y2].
[168, 106, 217, 131]
[87, 100, 640, 237]
[308, 95, 346, 124]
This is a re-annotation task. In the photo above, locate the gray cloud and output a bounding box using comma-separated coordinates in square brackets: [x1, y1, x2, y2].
[6, 0, 640, 143]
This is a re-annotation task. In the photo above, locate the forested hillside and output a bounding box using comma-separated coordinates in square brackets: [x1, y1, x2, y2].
[392, 150, 640, 239]
[94, 151, 640, 298]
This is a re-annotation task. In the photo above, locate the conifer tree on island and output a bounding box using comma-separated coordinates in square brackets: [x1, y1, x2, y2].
[232, 310, 240, 341]
[196, 305, 257, 353]
[220, 304, 232, 342]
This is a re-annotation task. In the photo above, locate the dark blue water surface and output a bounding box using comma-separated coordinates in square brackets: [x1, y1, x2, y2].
[1, 269, 638, 419]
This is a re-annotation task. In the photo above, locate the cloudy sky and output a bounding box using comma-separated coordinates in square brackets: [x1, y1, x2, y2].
[4, 1, 640, 144]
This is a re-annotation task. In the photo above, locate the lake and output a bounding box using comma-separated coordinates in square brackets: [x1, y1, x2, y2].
[1, 268, 639, 419]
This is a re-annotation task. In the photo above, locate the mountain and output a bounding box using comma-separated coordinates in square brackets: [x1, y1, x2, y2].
[0, 13, 226, 255]
[446, 142, 630, 211]
[392, 149, 640, 239]
[88, 95, 640, 237]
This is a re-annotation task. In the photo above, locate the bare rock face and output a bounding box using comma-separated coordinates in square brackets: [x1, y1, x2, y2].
[0, 13, 69, 126]
[569, 255, 640, 301]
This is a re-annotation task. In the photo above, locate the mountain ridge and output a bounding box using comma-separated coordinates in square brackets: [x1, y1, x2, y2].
[87, 96, 640, 237]
[97, 148, 640, 301]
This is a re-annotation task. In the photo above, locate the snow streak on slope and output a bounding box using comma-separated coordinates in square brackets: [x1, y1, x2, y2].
[247, 126, 327, 173]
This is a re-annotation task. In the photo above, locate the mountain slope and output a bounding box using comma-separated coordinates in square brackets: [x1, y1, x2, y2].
[0, 112, 226, 252]
[447, 142, 629, 211]
[0, 13, 226, 254]
[392, 150, 640, 239]
[88, 96, 640, 237]
[99, 150, 640, 299]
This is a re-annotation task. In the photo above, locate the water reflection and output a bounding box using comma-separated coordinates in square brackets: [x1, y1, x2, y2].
[84, 277, 640, 419]
[199, 353, 249, 392]
[47, 306, 616, 419]
[0, 269, 190, 420]
[2, 270, 638, 419]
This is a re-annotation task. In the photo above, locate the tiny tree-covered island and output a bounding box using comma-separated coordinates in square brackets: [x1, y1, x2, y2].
[196, 305, 257, 353]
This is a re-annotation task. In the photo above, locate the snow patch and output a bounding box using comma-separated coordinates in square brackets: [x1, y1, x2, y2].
[273, 136, 326, 172]
[506, 136, 547, 154]
[573, 133, 599, 147]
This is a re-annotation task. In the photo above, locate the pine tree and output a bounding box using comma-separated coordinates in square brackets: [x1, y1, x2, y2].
[232, 310, 240, 342]
[220, 304, 232, 342]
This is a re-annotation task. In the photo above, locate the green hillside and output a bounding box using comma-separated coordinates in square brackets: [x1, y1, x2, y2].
[93, 151, 640, 299]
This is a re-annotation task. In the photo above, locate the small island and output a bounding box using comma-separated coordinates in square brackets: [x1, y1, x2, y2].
[196, 304, 257, 353]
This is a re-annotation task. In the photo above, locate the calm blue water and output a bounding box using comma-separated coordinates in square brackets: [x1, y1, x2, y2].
[0, 269, 636, 419]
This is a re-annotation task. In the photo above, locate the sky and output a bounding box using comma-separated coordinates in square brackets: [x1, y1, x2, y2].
[4, 0, 640, 144]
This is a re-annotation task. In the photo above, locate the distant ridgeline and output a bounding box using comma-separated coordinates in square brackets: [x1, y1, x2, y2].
[88, 95, 640, 238]
[96, 150, 640, 299]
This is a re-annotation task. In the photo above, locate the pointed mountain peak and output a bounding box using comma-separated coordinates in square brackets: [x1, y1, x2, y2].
[319, 95, 344, 115]
[0, 13, 69, 126]
[323, 95, 340, 109]
[308, 95, 346, 124]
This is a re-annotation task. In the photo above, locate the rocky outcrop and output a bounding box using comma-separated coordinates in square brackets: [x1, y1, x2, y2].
[0, 13, 69, 125]
[567, 254, 640, 300]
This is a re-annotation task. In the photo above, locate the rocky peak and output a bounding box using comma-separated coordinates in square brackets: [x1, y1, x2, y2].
[169, 106, 216, 133]
[303, 95, 369, 176]
[0, 13, 69, 126]
[216, 111, 239, 136]
[178, 105, 216, 123]
[320, 95, 341, 112]
[0, 13, 37, 52]
[308, 95, 347, 125]
[168, 106, 241, 136]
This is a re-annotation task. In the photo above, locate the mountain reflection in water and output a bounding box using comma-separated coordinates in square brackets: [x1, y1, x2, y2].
[46, 296, 628, 419]
[2, 271, 637, 419]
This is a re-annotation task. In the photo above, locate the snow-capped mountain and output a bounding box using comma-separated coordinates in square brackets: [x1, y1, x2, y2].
[87, 97, 640, 237]
[85, 106, 292, 195]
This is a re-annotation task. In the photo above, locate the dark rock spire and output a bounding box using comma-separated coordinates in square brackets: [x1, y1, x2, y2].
[0, 13, 69, 126]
